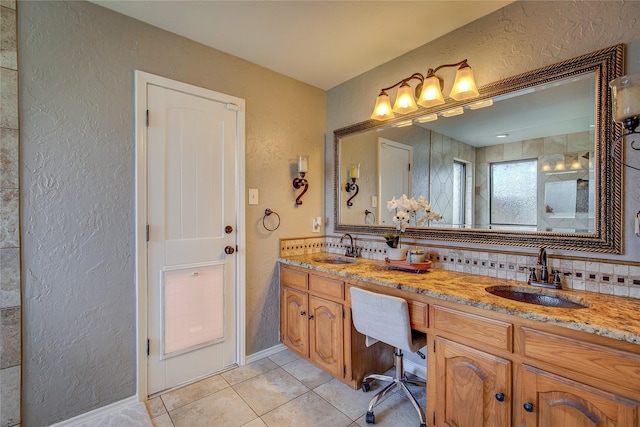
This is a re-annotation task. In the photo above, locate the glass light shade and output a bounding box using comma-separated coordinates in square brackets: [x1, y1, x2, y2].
[392, 82, 418, 114]
[450, 66, 479, 101]
[371, 92, 395, 120]
[417, 76, 445, 108]
[349, 164, 360, 179]
[609, 73, 640, 123]
[297, 155, 309, 174]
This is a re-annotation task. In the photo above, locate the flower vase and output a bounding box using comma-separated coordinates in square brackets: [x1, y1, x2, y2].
[387, 247, 408, 261]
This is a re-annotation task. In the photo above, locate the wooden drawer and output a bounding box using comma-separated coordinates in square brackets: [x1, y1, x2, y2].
[409, 301, 428, 331]
[280, 266, 308, 291]
[309, 274, 344, 300]
[433, 305, 513, 351]
[521, 327, 640, 394]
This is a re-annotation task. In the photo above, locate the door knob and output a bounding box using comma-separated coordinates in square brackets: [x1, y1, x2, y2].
[225, 225, 233, 234]
[225, 246, 235, 254]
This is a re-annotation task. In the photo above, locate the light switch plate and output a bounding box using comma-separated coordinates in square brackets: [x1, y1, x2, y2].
[371, 196, 377, 208]
[313, 217, 321, 233]
[249, 188, 259, 205]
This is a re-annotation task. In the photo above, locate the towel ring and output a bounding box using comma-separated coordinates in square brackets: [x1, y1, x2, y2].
[262, 208, 281, 231]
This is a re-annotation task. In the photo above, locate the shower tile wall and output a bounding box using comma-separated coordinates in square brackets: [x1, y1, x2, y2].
[0, 1, 21, 426]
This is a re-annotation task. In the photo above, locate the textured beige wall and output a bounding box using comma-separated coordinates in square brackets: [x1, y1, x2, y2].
[326, 1, 640, 261]
[18, 1, 324, 425]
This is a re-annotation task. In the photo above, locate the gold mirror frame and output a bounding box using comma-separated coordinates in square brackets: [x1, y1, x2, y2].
[333, 44, 624, 253]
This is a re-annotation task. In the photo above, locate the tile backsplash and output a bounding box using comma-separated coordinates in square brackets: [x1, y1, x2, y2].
[280, 235, 640, 300]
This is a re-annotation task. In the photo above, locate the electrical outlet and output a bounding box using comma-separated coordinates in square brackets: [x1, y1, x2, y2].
[313, 217, 321, 233]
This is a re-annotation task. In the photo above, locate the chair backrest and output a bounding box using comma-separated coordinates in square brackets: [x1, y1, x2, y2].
[350, 287, 414, 351]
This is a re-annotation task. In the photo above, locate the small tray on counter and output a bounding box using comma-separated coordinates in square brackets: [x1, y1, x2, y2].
[384, 258, 432, 273]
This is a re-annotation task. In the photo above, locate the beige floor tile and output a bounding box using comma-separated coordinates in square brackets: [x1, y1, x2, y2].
[232, 367, 309, 416]
[151, 413, 174, 427]
[353, 383, 426, 427]
[146, 397, 167, 418]
[280, 358, 333, 389]
[267, 348, 300, 366]
[241, 418, 268, 427]
[161, 374, 229, 411]
[313, 377, 383, 420]
[170, 387, 258, 427]
[221, 357, 278, 385]
[261, 391, 352, 427]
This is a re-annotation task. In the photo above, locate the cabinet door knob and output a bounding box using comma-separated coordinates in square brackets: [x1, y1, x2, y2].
[225, 225, 233, 234]
[300, 311, 306, 316]
[225, 246, 235, 254]
[495, 392, 505, 402]
[523, 402, 534, 413]
[308, 314, 314, 320]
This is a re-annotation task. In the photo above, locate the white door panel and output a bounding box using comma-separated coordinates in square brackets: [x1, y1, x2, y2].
[145, 80, 239, 395]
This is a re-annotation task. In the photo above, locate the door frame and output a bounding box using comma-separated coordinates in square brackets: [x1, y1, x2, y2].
[133, 70, 246, 400]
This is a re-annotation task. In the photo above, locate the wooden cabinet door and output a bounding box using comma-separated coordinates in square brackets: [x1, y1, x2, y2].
[520, 365, 640, 427]
[435, 337, 511, 427]
[282, 288, 309, 358]
[309, 295, 344, 378]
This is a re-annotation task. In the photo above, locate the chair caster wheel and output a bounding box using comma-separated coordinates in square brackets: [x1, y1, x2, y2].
[365, 411, 375, 424]
[361, 381, 371, 392]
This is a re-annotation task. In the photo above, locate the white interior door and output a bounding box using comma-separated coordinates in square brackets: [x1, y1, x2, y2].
[378, 138, 413, 225]
[141, 74, 242, 396]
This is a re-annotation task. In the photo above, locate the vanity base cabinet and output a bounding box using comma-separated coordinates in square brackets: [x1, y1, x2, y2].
[434, 337, 512, 427]
[308, 295, 344, 378]
[280, 264, 393, 388]
[520, 365, 640, 427]
[281, 287, 309, 358]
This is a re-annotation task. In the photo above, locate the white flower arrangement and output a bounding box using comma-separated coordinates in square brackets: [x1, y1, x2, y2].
[384, 194, 442, 248]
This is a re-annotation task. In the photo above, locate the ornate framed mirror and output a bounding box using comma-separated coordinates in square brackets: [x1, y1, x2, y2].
[334, 44, 623, 253]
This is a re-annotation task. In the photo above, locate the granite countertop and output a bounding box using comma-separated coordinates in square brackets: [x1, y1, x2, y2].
[279, 253, 640, 345]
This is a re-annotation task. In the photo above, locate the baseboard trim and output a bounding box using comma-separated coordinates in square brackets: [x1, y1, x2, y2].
[246, 343, 287, 364]
[404, 358, 427, 380]
[50, 396, 139, 426]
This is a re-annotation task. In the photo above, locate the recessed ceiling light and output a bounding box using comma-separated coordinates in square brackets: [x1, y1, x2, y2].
[496, 134, 509, 138]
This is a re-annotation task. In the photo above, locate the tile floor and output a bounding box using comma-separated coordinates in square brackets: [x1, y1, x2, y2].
[146, 348, 427, 427]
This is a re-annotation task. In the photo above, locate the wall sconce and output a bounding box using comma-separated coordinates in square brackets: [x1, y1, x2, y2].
[292, 155, 309, 205]
[610, 73, 640, 170]
[345, 164, 360, 207]
[371, 59, 479, 121]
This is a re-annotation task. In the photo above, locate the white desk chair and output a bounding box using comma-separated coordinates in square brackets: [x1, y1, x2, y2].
[350, 287, 427, 427]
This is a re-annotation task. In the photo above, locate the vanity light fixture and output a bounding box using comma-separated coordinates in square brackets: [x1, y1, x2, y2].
[610, 73, 640, 170]
[371, 59, 479, 121]
[345, 164, 360, 207]
[293, 155, 309, 205]
[414, 114, 438, 123]
[468, 99, 494, 110]
[441, 107, 464, 118]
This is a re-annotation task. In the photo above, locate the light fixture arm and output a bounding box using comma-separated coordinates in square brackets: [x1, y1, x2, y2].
[345, 178, 359, 207]
[429, 59, 469, 75]
[380, 73, 426, 93]
[293, 173, 308, 205]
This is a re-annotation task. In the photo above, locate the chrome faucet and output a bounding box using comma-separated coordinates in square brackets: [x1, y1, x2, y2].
[340, 233, 359, 257]
[538, 247, 549, 282]
[528, 247, 561, 289]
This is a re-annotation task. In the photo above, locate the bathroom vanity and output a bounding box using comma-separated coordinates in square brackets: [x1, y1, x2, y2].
[279, 254, 640, 427]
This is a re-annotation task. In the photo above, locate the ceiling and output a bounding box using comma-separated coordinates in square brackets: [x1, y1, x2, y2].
[90, 0, 513, 90]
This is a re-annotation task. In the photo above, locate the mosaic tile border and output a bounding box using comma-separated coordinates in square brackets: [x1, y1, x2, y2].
[280, 236, 640, 300]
